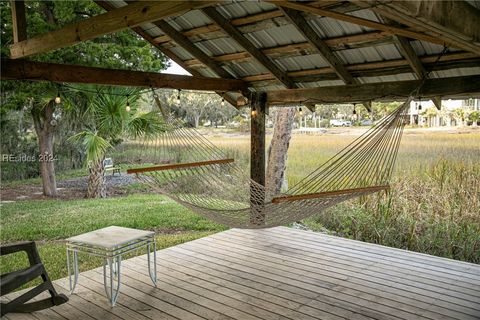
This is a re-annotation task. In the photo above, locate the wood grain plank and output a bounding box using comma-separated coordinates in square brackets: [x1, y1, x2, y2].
[181, 237, 479, 319]
[197, 234, 480, 315]
[124, 258, 337, 320]
[273, 227, 480, 275]
[134, 253, 379, 320]
[167, 246, 427, 320]
[1, 59, 246, 92]
[221, 230, 480, 300]
[82, 269, 206, 320]
[258, 228, 480, 279]
[10, 1, 217, 59]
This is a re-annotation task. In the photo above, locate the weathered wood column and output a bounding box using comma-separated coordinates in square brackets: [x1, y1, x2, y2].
[250, 92, 266, 226]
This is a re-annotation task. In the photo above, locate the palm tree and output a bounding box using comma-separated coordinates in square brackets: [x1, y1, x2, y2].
[70, 87, 165, 198]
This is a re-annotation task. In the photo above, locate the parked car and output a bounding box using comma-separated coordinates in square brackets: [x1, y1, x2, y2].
[330, 119, 352, 127]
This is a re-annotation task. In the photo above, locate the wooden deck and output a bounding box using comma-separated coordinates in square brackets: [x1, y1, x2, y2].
[3, 227, 480, 320]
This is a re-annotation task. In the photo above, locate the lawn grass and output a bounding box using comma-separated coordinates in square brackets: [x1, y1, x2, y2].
[1, 194, 226, 242]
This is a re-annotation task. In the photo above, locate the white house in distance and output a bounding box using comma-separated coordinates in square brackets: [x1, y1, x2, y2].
[408, 98, 480, 127]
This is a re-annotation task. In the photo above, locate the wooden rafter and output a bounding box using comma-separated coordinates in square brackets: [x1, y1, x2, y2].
[181, 31, 391, 68]
[376, 16, 426, 80]
[203, 6, 295, 89]
[151, 1, 361, 44]
[266, 75, 480, 105]
[280, 6, 374, 111]
[354, 0, 480, 55]
[9, 0, 217, 59]
[154, 20, 233, 80]
[269, 1, 467, 50]
[392, 35, 426, 80]
[241, 53, 479, 84]
[10, 0, 27, 43]
[280, 7, 355, 85]
[94, 0, 239, 108]
[1, 59, 247, 92]
[94, 1, 196, 76]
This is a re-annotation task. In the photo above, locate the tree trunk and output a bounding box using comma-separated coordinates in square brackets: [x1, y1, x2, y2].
[87, 158, 106, 198]
[266, 107, 296, 201]
[31, 101, 57, 197]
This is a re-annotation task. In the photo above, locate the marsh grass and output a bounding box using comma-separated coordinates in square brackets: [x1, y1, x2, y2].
[209, 129, 480, 263]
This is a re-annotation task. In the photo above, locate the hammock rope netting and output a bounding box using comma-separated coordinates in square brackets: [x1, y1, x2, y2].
[122, 94, 411, 229]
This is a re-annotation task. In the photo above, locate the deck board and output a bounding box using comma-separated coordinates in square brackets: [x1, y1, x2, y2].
[2, 227, 479, 320]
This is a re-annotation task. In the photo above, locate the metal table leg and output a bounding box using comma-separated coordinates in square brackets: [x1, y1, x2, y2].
[147, 241, 157, 286]
[103, 255, 121, 307]
[66, 248, 78, 294]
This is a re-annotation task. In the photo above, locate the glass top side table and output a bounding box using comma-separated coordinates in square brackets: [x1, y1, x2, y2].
[66, 226, 157, 306]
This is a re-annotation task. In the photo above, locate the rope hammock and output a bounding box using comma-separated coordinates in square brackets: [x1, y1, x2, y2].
[124, 94, 411, 229]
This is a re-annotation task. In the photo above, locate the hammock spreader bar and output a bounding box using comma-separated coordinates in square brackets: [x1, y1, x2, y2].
[127, 158, 235, 174]
[271, 185, 390, 204]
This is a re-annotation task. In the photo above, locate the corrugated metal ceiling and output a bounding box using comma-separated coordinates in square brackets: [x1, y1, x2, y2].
[103, 0, 479, 90]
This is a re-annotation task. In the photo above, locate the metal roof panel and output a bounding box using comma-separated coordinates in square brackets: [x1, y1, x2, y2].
[275, 54, 330, 71]
[215, 1, 277, 19]
[245, 24, 307, 48]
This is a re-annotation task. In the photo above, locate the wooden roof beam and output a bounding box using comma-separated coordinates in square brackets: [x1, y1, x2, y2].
[391, 35, 426, 80]
[153, 20, 233, 80]
[269, 1, 469, 51]
[266, 75, 480, 105]
[10, 0, 27, 43]
[1, 59, 247, 92]
[377, 16, 426, 80]
[181, 31, 392, 67]
[280, 7, 355, 85]
[354, 0, 480, 55]
[203, 6, 295, 89]
[9, 0, 217, 59]
[280, 6, 374, 110]
[243, 55, 480, 84]
[94, 0, 239, 108]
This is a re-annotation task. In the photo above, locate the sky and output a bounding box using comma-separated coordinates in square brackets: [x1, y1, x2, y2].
[163, 59, 191, 76]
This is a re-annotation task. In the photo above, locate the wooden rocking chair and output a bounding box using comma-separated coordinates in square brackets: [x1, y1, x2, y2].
[0, 241, 68, 316]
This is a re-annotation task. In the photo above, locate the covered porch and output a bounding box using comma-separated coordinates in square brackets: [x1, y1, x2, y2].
[4, 227, 480, 320]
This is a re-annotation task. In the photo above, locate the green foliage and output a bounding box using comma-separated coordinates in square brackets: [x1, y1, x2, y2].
[154, 90, 239, 127]
[68, 87, 165, 167]
[468, 111, 479, 122]
[0, 0, 167, 180]
[68, 130, 111, 164]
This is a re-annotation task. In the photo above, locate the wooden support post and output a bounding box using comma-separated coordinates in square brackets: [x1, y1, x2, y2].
[11, 0, 27, 43]
[250, 92, 266, 226]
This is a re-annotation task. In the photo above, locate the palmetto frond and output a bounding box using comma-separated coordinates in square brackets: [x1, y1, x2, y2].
[126, 111, 167, 140]
[68, 130, 111, 165]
